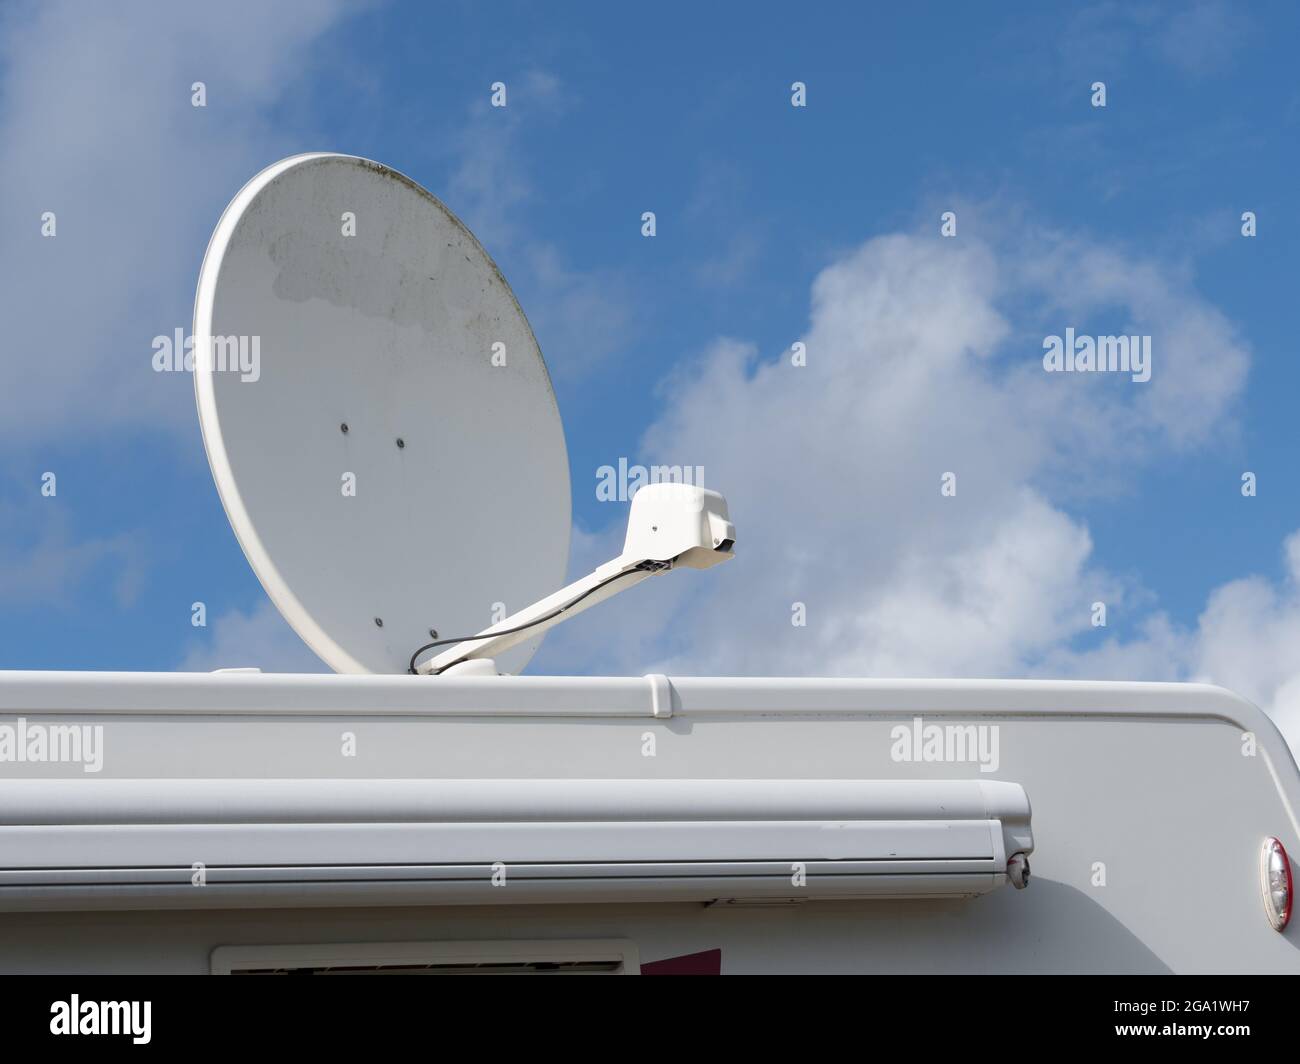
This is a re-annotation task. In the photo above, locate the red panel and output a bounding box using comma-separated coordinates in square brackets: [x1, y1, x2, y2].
[640, 948, 722, 975]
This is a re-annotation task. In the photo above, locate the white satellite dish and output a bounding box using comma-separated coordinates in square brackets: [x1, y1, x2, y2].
[195, 152, 735, 677]
[194, 153, 570, 675]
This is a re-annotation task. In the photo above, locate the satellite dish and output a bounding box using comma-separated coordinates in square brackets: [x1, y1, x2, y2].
[193, 153, 571, 675]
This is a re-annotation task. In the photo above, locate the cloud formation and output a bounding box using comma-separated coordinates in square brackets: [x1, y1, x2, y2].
[179, 600, 327, 674]
[442, 70, 635, 379]
[0, 0, 354, 445]
[532, 223, 1300, 753]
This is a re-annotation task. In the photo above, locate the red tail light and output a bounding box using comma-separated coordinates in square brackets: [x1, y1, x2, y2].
[1262, 837, 1292, 931]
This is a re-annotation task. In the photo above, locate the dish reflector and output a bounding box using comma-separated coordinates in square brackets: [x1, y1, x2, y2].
[194, 153, 571, 674]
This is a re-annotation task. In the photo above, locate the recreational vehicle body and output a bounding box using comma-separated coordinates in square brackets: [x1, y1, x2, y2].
[0, 672, 1296, 973]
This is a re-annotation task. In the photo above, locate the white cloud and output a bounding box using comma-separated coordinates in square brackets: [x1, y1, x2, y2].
[179, 599, 327, 673]
[0, 500, 142, 608]
[441, 70, 635, 378]
[686, 159, 765, 290]
[1034, 529, 1300, 753]
[1187, 534, 1300, 746]
[0, 0, 355, 444]
[521, 242, 634, 378]
[1058, 1, 1248, 82]
[530, 222, 1300, 755]
[1152, 1, 1249, 76]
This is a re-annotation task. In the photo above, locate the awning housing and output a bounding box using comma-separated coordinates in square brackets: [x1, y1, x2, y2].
[0, 778, 1033, 911]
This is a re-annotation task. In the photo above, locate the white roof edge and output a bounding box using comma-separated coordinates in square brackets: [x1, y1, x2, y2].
[0, 669, 1268, 726]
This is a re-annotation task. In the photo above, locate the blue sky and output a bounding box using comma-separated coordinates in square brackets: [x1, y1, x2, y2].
[3, 1, 1300, 739]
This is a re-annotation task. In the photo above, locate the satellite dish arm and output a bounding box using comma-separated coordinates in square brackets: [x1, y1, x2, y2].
[411, 560, 662, 674]
[411, 484, 736, 676]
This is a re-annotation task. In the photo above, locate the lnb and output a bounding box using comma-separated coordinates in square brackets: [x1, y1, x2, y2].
[618, 483, 736, 570]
